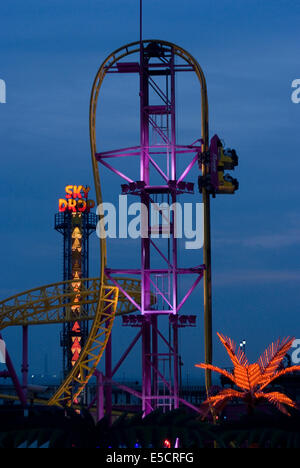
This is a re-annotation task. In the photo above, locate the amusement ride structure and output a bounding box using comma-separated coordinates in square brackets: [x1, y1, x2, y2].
[0, 18, 238, 419]
[55, 185, 97, 377]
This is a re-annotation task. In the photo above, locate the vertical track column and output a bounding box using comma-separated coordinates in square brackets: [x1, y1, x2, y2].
[151, 314, 158, 411]
[170, 51, 179, 409]
[202, 185, 212, 391]
[140, 43, 153, 416]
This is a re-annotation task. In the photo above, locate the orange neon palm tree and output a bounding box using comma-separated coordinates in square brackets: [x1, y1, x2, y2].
[196, 333, 300, 417]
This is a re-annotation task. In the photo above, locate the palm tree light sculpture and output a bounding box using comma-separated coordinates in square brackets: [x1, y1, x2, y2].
[196, 333, 300, 417]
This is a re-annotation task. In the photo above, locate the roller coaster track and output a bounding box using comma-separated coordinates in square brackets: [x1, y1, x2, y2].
[0, 278, 142, 330]
[0, 39, 208, 408]
[48, 282, 118, 406]
[0, 278, 142, 407]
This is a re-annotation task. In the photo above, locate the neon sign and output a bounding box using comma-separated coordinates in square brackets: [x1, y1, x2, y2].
[59, 185, 95, 213]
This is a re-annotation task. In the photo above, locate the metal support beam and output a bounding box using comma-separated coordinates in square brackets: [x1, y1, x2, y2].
[22, 325, 28, 401]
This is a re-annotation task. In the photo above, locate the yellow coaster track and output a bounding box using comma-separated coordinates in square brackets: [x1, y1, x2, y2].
[0, 278, 143, 330]
[0, 278, 143, 406]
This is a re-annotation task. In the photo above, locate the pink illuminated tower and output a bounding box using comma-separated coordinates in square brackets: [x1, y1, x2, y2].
[95, 38, 206, 416]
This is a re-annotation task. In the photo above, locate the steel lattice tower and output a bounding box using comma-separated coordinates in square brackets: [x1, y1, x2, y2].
[55, 208, 97, 377]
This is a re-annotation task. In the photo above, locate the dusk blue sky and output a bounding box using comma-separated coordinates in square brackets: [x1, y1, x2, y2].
[0, 0, 300, 385]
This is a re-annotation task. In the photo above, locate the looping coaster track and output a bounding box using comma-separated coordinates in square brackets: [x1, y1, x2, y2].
[0, 39, 212, 410]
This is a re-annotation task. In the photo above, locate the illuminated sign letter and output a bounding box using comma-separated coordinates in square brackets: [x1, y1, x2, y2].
[65, 185, 73, 199]
[73, 185, 83, 199]
[68, 199, 77, 212]
[82, 186, 90, 199]
[87, 199, 95, 212]
[59, 199, 68, 212]
[77, 199, 87, 212]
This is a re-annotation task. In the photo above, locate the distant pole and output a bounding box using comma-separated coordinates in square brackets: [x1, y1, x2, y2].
[22, 325, 28, 401]
[96, 371, 104, 421]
